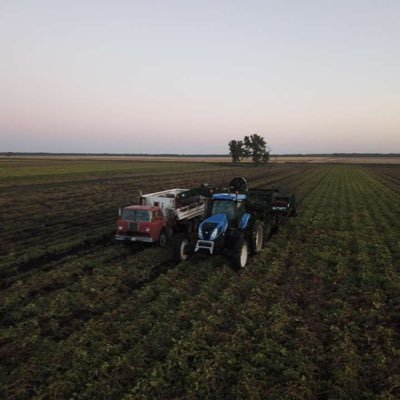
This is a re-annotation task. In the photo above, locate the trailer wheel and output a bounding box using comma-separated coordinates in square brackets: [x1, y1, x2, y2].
[264, 223, 273, 240]
[250, 221, 264, 254]
[167, 227, 174, 238]
[159, 230, 168, 248]
[232, 239, 249, 269]
[175, 238, 190, 262]
[272, 216, 280, 233]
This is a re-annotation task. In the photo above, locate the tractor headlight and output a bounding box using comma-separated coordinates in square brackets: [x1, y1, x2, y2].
[210, 227, 219, 240]
[198, 226, 203, 239]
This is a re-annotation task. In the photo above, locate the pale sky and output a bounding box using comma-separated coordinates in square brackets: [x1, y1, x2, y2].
[0, 0, 399, 154]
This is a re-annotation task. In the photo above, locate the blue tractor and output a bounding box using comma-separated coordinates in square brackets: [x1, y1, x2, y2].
[175, 177, 297, 269]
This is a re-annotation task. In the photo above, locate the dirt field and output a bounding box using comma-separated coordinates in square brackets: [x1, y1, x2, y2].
[1, 159, 400, 399]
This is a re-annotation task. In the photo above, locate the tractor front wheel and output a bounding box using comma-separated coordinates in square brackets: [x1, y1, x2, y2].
[232, 239, 249, 269]
[175, 237, 190, 262]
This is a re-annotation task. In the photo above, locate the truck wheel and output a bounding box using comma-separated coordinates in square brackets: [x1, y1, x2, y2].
[250, 221, 264, 254]
[175, 238, 190, 262]
[159, 230, 168, 248]
[232, 239, 249, 269]
[167, 227, 174, 238]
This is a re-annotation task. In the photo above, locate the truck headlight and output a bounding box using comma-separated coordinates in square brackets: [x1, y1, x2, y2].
[198, 226, 203, 239]
[145, 227, 150, 232]
[118, 226, 124, 230]
[210, 228, 219, 240]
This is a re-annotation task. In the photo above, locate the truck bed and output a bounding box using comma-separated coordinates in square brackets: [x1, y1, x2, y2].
[140, 188, 205, 221]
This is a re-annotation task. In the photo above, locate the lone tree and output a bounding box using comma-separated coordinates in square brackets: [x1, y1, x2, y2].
[244, 134, 270, 164]
[228, 139, 245, 163]
[228, 134, 270, 164]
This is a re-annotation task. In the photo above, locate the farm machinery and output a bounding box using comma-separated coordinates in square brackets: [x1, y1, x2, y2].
[115, 176, 297, 268]
[175, 177, 298, 268]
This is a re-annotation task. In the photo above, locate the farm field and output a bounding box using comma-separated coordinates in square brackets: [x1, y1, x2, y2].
[2, 154, 400, 164]
[1, 158, 400, 399]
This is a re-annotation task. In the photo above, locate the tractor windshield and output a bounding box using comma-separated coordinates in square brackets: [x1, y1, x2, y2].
[121, 209, 151, 222]
[211, 200, 236, 221]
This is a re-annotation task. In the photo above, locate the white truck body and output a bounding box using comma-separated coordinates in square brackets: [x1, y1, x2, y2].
[140, 188, 205, 222]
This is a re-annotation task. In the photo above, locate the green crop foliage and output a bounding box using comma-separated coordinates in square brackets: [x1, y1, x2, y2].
[1, 160, 400, 399]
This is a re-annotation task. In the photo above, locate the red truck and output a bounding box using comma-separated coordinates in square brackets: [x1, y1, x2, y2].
[115, 187, 210, 246]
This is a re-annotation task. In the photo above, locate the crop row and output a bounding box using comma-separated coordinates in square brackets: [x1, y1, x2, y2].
[363, 164, 400, 193]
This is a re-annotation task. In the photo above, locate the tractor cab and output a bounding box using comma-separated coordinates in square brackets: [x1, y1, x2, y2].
[196, 193, 250, 254]
[210, 194, 246, 225]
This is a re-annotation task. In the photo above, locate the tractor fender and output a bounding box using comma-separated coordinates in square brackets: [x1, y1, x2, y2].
[239, 213, 251, 230]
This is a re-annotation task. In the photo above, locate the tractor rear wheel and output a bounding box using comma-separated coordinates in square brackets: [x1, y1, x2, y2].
[232, 239, 249, 269]
[250, 221, 264, 254]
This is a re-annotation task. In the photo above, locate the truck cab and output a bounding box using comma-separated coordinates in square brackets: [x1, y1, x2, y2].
[115, 205, 167, 246]
[114, 186, 209, 246]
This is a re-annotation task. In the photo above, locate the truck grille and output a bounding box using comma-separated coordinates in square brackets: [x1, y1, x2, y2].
[129, 222, 138, 232]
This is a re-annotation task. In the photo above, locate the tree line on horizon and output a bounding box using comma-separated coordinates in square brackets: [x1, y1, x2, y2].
[2, 151, 399, 158]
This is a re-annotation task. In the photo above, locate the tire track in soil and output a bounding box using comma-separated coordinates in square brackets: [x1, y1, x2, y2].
[0, 231, 116, 288]
[0, 247, 182, 381]
[42, 256, 179, 341]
